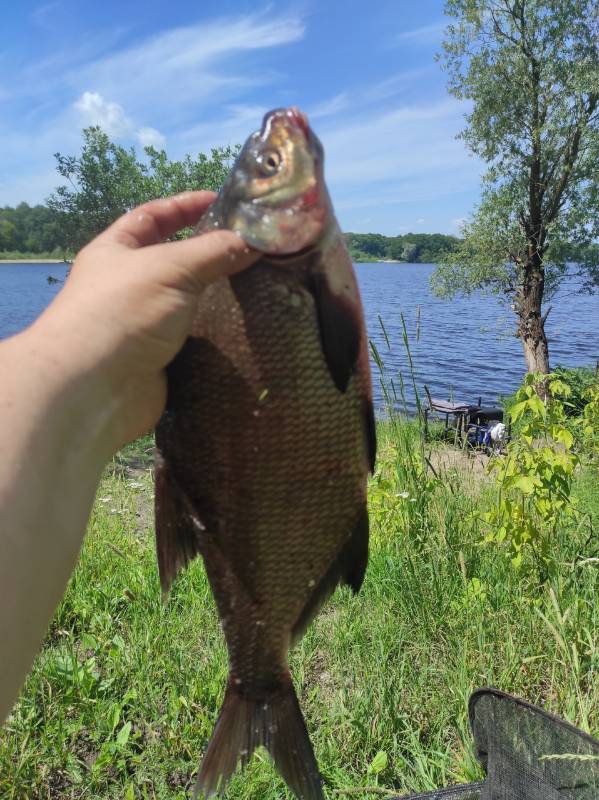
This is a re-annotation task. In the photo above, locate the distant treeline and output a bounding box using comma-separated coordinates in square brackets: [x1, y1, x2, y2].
[1, 202, 461, 263]
[344, 232, 461, 263]
[2, 201, 596, 266]
[0, 203, 65, 258]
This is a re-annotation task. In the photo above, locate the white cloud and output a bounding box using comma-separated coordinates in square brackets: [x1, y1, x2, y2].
[74, 91, 133, 137]
[309, 93, 350, 120]
[74, 91, 166, 149]
[0, 12, 305, 206]
[320, 99, 478, 187]
[72, 13, 305, 122]
[177, 104, 268, 153]
[451, 216, 468, 231]
[416, 218, 425, 225]
[137, 127, 166, 149]
[396, 21, 446, 44]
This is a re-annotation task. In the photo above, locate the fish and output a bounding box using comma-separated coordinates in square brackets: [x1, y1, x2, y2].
[154, 107, 376, 799]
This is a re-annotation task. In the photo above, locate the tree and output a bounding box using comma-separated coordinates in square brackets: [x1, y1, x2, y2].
[47, 127, 238, 253]
[0, 203, 63, 254]
[432, 0, 598, 377]
[0, 218, 16, 251]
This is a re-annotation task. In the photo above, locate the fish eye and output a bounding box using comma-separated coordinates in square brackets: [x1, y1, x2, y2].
[256, 149, 282, 176]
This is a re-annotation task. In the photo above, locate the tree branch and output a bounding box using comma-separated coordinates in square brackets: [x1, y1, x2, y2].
[543, 94, 597, 222]
[541, 305, 553, 324]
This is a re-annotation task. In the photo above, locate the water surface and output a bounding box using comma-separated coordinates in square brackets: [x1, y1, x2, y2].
[1, 261, 597, 411]
[356, 262, 598, 409]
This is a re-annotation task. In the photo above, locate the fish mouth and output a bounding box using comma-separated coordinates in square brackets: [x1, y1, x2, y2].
[264, 243, 317, 262]
[261, 107, 310, 140]
[287, 106, 310, 136]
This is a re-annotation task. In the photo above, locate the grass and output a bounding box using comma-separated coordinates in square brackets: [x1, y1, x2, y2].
[1, 417, 597, 800]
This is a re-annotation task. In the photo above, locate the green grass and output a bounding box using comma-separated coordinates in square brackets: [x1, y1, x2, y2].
[1, 425, 598, 799]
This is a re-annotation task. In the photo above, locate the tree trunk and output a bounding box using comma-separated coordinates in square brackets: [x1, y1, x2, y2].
[519, 314, 550, 374]
[516, 250, 550, 379]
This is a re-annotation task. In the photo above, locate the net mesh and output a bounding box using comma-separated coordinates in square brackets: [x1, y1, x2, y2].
[395, 688, 599, 800]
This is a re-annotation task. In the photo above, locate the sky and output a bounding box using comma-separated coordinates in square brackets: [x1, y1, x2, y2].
[0, 0, 483, 235]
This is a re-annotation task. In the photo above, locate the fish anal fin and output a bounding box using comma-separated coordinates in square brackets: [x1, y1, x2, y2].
[154, 453, 205, 599]
[309, 271, 362, 393]
[291, 506, 369, 648]
[194, 676, 323, 800]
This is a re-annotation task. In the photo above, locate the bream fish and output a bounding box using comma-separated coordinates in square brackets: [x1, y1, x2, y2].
[155, 107, 376, 799]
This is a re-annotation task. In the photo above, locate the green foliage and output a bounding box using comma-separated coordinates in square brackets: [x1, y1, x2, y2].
[582, 382, 599, 467]
[1, 419, 598, 797]
[46, 127, 238, 253]
[0, 202, 64, 255]
[141, 144, 240, 241]
[483, 373, 580, 579]
[433, 0, 599, 370]
[552, 365, 599, 416]
[345, 232, 460, 263]
[47, 128, 150, 253]
[0, 250, 66, 261]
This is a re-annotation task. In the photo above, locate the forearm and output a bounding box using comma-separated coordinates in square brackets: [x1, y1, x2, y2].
[0, 192, 258, 723]
[0, 325, 120, 721]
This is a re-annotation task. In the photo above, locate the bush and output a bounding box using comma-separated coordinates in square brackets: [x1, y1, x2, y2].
[552, 365, 599, 416]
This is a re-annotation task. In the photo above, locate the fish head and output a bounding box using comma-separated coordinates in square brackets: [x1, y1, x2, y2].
[218, 107, 331, 255]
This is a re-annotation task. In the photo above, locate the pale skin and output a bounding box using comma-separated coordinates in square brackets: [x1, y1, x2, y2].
[0, 191, 259, 722]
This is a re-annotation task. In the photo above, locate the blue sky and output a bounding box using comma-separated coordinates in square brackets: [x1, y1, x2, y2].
[0, 0, 482, 235]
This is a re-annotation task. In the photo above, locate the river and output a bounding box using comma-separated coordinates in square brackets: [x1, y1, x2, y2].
[1, 261, 597, 411]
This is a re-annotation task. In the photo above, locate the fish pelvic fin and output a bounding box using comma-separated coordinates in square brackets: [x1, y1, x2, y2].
[154, 452, 205, 599]
[194, 677, 324, 800]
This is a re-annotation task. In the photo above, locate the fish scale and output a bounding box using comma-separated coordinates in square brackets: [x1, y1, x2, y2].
[155, 107, 375, 799]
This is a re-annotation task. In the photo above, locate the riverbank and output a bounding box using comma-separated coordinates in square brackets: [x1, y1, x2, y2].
[1, 422, 597, 798]
[0, 259, 68, 264]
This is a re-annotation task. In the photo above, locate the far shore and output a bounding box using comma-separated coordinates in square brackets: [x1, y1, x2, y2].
[0, 259, 68, 264]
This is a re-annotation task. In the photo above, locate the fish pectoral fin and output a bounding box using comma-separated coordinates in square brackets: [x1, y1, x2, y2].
[364, 396, 377, 474]
[290, 506, 369, 648]
[155, 453, 206, 599]
[309, 271, 362, 393]
[340, 504, 369, 594]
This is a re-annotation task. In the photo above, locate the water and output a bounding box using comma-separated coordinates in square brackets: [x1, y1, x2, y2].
[356, 262, 598, 410]
[0, 262, 69, 339]
[1, 261, 597, 411]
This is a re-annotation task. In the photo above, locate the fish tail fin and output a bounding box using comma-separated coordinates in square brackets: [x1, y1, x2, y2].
[194, 677, 323, 800]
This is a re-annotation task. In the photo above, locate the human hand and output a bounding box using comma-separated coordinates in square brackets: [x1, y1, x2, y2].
[32, 191, 258, 454]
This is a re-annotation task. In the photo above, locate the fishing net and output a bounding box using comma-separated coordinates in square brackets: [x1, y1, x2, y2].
[396, 688, 599, 800]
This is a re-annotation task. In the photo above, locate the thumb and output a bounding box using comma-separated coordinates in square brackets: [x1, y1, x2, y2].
[136, 229, 260, 293]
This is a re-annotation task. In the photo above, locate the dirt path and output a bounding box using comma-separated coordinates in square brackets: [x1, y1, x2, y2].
[427, 444, 492, 486]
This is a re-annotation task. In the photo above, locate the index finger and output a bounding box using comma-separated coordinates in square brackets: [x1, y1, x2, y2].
[97, 191, 218, 250]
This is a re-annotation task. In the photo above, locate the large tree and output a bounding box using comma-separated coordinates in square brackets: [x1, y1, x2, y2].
[432, 0, 598, 376]
[47, 127, 238, 253]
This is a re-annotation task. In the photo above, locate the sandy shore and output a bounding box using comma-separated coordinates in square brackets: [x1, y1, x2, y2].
[0, 259, 68, 264]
